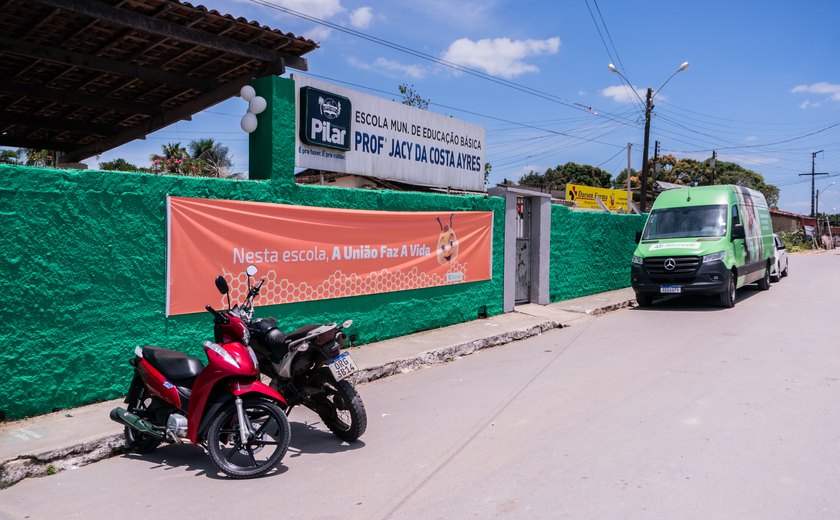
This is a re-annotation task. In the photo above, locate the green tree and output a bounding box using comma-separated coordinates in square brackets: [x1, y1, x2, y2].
[21, 149, 55, 167]
[647, 155, 780, 208]
[614, 167, 639, 189]
[519, 162, 613, 192]
[149, 142, 211, 176]
[398, 83, 429, 110]
[188, 138, 233, 177]
[483, 162, 492, 185]
[0, 149, 20, 164]
[99, 158, 141, 172]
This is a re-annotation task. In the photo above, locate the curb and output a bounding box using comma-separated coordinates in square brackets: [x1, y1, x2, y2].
[1, 434, 125, 489]
[352, 320, 560, 384]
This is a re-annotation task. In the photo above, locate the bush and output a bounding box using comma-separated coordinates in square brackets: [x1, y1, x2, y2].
[778, 230, 812, 252]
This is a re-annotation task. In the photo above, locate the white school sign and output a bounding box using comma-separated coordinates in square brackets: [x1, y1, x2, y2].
[294, 75, 486, 192]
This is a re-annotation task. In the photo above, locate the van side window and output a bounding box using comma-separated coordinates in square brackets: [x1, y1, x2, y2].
[731, 205, 740, 226]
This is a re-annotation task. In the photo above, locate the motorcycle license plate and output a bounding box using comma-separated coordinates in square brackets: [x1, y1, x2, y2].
[660, 285, 682, 294]
[326, 352, 358, 381]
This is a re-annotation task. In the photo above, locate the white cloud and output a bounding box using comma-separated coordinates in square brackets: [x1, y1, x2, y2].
[517, 164, 546, 177]
[745, 135, 757, 142]
[600, 85, 647, 104]
[348, 57, 425, 79]
[349, 6, 373, 28]
[266, 0, 343, 19]
[374, 58, 425, 79]
[440, 37, 560, 79]
[799, 100, 822, 110]
[302, 25, 332, 41]
[791, 82, 840, 101]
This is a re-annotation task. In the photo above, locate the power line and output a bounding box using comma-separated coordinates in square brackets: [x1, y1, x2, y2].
[247, 0, 638, 128]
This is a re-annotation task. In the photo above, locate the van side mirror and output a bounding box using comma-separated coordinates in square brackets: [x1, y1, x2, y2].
[635, 230, 642, 243]
[731, 225, 746, 240]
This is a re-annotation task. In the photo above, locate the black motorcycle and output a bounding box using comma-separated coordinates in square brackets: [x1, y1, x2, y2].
[214, 266, 367, 442]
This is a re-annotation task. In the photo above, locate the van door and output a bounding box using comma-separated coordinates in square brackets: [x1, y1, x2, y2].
[730, 205, 746, 284]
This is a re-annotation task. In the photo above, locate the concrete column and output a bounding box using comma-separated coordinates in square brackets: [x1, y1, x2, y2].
[488, 187, 552, 311]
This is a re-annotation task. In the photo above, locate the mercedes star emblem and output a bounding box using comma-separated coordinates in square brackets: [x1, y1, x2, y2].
[664, 258, 676, 271]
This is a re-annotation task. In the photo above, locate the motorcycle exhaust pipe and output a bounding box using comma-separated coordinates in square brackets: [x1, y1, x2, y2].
[110, 407, 165, 439]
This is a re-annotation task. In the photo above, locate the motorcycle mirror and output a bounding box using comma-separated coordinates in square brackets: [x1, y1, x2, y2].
[214, 275, 229, 294]
[342, 319, 353, 329]
[246, 265, 258, 277]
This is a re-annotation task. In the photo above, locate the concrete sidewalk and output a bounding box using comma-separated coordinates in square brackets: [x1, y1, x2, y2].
[0, 288, 636, 488]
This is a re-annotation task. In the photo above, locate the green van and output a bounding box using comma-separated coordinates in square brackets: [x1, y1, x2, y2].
[631, 185, 774, 308]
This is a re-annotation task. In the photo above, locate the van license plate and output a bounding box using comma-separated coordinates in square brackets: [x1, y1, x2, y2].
[326, 352, 358, 381]
[660, 285, 682, 294]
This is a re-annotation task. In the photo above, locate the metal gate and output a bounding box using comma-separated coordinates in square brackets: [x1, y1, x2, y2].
[515, 197, 531, 304]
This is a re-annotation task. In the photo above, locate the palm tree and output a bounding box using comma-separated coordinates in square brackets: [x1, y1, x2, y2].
[0, 149, 21, 164]
[188, 138, 232, 177]
[150, 142, 188, 174]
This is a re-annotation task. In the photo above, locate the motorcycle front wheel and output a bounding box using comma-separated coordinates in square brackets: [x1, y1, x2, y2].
[207, 397, 291, 479]
[314, 375, 367, 442]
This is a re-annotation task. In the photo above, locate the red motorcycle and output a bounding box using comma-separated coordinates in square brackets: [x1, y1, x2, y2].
[214, 266, 367, 442]
[110, 276, 291, 479]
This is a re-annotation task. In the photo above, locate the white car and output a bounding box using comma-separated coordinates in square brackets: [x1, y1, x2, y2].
[770, 233, 789, 282]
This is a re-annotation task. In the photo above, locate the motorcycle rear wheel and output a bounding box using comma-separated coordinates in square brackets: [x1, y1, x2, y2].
[315, 376, 367, 442]
[123, 379, 162, 454]
[207, 397, 290, 479]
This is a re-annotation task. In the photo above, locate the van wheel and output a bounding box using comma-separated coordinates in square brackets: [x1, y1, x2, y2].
[720, 274, 736, 308]
[782, 263, 789, 277]
[771, 262, 781, 282]
[757, 266, 771, 290]
[635, 294, 653, 307]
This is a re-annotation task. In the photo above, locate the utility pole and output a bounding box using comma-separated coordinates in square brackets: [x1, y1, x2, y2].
[626, 142, 632, 214]
[710, 150, 717, 185]
[640, 87, 654, 213]
[652, 140, 660, 192]
[799, 150, 827, 216]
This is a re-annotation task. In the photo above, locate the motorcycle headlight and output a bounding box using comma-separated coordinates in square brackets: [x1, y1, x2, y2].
[204, 341, 240, 368]
[632, 256, 643, 265]
[241, 327, 250, 346]
[702, 252, 726, 264]
[247, 346, 259, 370]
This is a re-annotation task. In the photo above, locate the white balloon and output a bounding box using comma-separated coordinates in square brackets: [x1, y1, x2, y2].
[249, 96, 267, 114]
[241, 112, 258, 133]
[240, 85, 256, 101]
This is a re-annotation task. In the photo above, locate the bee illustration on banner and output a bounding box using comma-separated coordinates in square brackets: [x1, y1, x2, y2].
[436, 214, 459, 264]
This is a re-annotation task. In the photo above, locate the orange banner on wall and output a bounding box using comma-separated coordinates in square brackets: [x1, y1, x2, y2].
[166, 196, 494, 316]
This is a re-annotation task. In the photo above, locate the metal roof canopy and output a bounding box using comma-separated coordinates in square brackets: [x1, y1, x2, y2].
[0, 0, 318, 162]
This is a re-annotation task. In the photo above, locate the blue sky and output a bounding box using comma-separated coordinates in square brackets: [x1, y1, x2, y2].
[87, 0, 840, 214]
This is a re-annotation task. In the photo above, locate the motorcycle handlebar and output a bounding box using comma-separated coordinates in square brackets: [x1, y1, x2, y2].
[205, 305, 230, 324]
[247, 278, 265, 300]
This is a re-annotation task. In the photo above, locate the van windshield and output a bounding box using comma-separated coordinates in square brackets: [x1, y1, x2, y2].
[643, 204, 728, 240]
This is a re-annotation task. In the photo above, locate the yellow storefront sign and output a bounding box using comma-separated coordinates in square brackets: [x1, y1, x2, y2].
[566, 183, 628, 211]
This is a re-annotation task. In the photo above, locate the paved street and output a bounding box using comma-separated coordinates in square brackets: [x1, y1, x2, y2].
[2, 252, 839, 520]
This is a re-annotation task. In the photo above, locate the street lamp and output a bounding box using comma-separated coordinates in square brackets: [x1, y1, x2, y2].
[609, 61, 689, 212]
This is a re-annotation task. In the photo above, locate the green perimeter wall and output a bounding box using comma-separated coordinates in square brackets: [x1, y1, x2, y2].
[0, 166, 505, 420]
[549, 205, 645, 302]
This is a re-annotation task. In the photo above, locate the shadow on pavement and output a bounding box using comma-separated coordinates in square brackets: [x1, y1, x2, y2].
[632, 284, 766, 312]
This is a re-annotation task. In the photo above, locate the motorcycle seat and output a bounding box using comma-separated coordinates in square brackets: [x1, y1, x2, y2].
[285, 324, 320, 343]
[142, 345, 204, 381]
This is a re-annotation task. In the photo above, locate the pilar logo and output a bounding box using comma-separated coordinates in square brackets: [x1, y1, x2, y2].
[301, 86, 351, 151]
